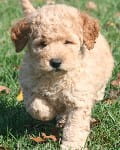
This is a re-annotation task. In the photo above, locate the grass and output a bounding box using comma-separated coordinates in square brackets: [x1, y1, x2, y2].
[0, 0, 120, 149]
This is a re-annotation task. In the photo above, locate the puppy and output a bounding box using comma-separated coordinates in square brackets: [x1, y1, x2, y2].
[11, 0, 114, 149]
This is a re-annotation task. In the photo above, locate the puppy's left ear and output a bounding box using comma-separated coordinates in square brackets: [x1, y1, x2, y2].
[11, 18, 31, 52]
[81, 13, 99, 50]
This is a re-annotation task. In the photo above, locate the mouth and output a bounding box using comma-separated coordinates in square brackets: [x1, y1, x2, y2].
[51, 68, 67, 74]
[54, 68, 62, 72]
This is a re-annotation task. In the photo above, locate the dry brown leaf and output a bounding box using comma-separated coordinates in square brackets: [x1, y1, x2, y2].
[30, 133, 57, 143]
[0, 86, 10, 94]
[111, 80, 120, 86]
[111, 73, 120, 87]
[90, 118, 100, 128]
[13, 65, 21, 71]
[114, 12, 120, 17]
[104, 98, 117, 105]
[0, 146, 10, 150]
[109, 89, 120, 99]
[86, 1, 97, 11]
[42, 132, 57, 142]
[106, 21, 116, 27]
[30, 136, 45, 143]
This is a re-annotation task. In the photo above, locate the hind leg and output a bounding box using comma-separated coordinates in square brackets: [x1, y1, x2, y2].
[96, 85, 106, 101]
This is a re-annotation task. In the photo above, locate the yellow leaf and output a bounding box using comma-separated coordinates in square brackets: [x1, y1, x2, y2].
[17, 89, 23, 102]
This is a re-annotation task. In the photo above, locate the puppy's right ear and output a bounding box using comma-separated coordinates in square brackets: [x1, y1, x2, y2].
[11, 19, 31, 52]
[81, 13, 99, 50]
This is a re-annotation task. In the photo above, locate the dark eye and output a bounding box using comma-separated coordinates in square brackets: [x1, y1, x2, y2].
[37, 41, 47, 49]
[64, 40, 73, 44]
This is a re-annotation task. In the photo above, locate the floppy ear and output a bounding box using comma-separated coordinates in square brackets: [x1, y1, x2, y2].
[81, 13, 99, 50]
[11, 19, 31, 52]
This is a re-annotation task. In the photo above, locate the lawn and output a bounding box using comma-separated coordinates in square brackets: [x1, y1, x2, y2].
[0, 0, 120, 149]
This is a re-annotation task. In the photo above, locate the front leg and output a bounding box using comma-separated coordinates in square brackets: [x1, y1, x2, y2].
[61, 107, 91, 150]
[24, 93, 56, 121]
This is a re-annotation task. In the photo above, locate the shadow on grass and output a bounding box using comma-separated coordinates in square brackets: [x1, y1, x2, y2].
[0, 98, 57, 137]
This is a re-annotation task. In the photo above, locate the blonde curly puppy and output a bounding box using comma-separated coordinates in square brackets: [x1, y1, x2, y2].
[11, 0, 114, 149]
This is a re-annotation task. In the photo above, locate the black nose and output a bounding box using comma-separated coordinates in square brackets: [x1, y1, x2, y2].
[50, 58, 62, 68]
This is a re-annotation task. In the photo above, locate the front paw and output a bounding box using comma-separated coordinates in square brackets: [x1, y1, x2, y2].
[61, 141, 86, 150]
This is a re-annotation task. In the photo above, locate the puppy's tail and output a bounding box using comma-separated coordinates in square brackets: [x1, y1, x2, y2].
[20, 0, 55, 16]
[20, 0, 36, 16]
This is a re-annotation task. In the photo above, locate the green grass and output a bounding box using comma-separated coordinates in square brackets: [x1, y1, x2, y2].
[0, 0, 120, 149]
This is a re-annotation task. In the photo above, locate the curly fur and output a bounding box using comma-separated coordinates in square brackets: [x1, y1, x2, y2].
[11, 1, 114, 150]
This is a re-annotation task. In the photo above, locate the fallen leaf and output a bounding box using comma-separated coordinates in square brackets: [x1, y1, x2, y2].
[16, 89, 23, 102]
[0, 146, 10, 150]
[106, 21, 116, 27]
[114, 12, 120, 17]
[109, 89, 120, 99]
[0, 86, 10, 94]
[30, 136, 45, 143]
[90, 118, 100, 128]
[42, 132, 57, 142]
[13, 65, 21, 71]
[111, 73, 120, 87]
[103, 99, 117, 105]
[86, 1, 97, 11]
